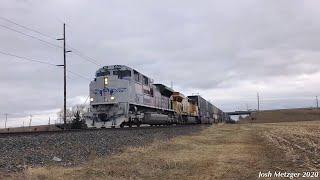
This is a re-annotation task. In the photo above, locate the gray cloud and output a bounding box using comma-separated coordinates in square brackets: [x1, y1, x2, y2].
[1, 0, 320, 124]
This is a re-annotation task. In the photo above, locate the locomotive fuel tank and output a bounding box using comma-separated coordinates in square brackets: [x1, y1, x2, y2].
[142, 113, 170, 125]
[186, 116, 198, 124]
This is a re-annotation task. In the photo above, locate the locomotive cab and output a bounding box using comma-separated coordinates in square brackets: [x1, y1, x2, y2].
[89, 65, 133, 127]
[87, 65, 171, 128]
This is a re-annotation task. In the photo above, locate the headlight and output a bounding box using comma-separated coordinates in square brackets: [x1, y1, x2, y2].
[104, 77, 108, 87]
[110, 96, 115, 100]
[90, 97, 94, 102]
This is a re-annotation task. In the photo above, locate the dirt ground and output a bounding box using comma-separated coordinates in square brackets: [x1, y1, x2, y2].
[2, 121, 320, 180]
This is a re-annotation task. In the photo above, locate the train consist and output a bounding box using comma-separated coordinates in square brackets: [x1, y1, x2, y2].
[86, 65, 229, 128]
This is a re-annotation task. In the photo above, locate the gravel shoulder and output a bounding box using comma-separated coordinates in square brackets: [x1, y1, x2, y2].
[0, 125, 206, 174]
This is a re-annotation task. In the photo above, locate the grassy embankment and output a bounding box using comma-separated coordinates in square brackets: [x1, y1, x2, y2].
[240, 108, 320, 123]
[0, 125, 61, 133]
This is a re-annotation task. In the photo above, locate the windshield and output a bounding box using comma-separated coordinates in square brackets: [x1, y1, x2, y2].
[96, 70, 110, 77]
[113, 70, 131, 79]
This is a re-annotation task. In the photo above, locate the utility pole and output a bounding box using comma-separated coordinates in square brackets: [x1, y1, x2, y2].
[29, 115, 32, 128]
[48, 117, 51, 131]
[257, 92, 260, 111]
[4, 113, 8, 129]
[57, 23, 71, 128]
[316, 96, 319, 109]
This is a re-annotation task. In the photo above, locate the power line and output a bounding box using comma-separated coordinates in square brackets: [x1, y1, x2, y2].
[82, 95, 90, 106]
[0, 49, 91, 81]
[67, 70, 91, 81]
[0, 17, 101, 66]
[0, 16, 56, 40]
[0, 24, 62, 49]
[67, 46, 101, 66]
[0, 49, 57, 66]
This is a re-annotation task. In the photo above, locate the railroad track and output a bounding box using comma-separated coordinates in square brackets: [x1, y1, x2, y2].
[0, 124, 205, 137]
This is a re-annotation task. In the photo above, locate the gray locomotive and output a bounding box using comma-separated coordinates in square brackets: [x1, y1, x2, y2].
[86, 65, 228, 128]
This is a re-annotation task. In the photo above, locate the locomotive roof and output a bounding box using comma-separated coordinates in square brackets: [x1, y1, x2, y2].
[95, 65, 151, 79]
[97, 65, 131, 72]
[153, 84, 174, 97]
[188, 95, 223, 112]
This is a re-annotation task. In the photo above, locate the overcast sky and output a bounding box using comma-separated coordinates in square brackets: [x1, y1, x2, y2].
[1, 0, 320, 127]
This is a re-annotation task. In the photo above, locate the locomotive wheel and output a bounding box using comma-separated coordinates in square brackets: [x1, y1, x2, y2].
[120, 123, 124, 128]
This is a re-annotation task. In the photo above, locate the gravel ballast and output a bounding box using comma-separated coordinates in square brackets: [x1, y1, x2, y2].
[0, 125, 206, 172]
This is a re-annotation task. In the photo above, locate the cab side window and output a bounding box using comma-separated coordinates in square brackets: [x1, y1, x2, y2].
[134, 70, 140, 82]
[143, 76, 148, 85]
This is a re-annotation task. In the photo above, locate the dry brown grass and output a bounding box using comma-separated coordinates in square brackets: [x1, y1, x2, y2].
[3, 121, 320, 180]
[257, 121, 320, 171]
[241, 108, 320, 123]
[0, 125, 61, 133]
[19, 124, 272, 180]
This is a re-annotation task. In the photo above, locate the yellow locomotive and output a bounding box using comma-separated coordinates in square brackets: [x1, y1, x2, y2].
[171, 92, 199, 123]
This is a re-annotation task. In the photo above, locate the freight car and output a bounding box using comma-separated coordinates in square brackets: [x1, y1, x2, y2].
[188, 95, 214, 124]
[171, 92, 199, 124]
[86, 65, 228, 128]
